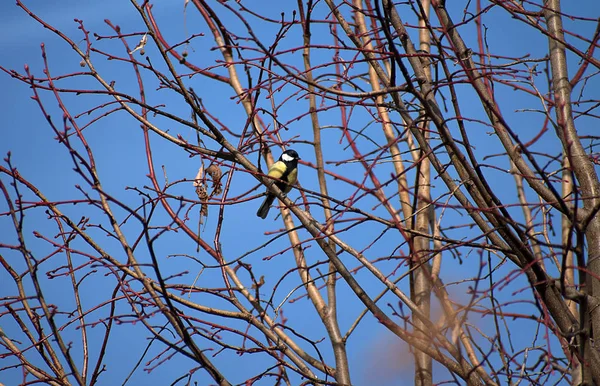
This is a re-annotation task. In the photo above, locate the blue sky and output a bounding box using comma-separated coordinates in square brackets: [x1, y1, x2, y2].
[1, 1, 599, 385]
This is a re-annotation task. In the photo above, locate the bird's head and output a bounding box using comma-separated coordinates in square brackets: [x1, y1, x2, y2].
[280, 149, 300, 163]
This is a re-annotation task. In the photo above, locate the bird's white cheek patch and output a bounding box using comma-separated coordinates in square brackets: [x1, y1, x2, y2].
[282, 154, 294, 162]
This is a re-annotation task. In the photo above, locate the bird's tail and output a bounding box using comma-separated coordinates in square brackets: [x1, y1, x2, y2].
[256, 194, 276, 219]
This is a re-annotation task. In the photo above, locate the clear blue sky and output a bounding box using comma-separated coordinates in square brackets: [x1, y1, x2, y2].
[1, 1, 599, 385]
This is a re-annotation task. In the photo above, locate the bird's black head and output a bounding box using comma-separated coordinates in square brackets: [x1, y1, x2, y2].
[280, 149, 300, 164]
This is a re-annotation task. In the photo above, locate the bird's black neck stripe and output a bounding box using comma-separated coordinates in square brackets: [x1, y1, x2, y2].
[279, 160, 295, 180]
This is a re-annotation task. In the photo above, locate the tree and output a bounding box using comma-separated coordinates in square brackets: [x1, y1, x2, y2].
[1, 0, 599, 385]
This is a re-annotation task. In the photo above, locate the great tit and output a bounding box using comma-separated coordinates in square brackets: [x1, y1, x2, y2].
[256, 149, 300, 219]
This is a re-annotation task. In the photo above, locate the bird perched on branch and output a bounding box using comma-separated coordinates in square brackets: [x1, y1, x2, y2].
[256, 149, 300, 219]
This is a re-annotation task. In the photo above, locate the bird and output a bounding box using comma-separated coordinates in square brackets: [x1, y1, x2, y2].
[256, 149, 300, 219]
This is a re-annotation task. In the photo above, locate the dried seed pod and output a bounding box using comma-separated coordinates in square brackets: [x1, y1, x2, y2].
[206, 164, 223, 195]
[194, 166, 209, 219]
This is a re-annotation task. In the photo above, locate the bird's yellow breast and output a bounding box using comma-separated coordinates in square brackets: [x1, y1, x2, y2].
[266, 161, 287, 179]
[267, 160, 298, 193]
